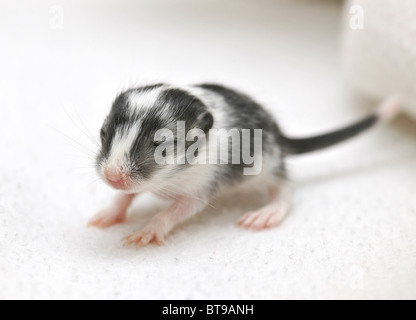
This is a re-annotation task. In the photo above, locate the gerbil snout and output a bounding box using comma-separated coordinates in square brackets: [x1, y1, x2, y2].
[104, 167, 132, 191]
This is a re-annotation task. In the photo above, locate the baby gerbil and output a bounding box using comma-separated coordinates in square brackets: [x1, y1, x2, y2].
[88, 83, 401, 247]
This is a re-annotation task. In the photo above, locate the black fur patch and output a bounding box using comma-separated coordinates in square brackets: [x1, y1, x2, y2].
[197, 83, 286, 184]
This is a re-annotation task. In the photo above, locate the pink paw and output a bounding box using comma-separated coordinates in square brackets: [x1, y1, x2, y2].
[88, 209, 126, 229]
[238, 207, 282, 230]
[122, 224, 166, 248]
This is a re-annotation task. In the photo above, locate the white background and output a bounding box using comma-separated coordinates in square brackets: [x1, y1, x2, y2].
[0, 0, 415, 299]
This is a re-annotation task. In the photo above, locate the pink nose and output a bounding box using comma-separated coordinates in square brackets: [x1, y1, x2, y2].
[104, 168, 129, 190]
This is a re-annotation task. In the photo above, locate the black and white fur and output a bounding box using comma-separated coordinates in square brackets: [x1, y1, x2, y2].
[89, 83, 401, 247]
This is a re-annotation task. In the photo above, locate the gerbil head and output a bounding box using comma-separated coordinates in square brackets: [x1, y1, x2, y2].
[96, 85, 213, 193]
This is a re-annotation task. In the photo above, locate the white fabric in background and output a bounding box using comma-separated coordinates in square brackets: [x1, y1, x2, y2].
[0, 0, 415, 299]
[343, 0, 416, 118]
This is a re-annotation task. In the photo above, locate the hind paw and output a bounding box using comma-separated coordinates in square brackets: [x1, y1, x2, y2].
[238, 207, 284, 230]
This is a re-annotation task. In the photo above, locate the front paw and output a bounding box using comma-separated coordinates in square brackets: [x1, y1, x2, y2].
[88, 208, 126, 229]
[122, 223, 166, 248]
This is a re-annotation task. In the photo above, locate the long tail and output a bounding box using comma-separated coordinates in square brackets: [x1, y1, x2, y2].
[280, 97, 402, 155]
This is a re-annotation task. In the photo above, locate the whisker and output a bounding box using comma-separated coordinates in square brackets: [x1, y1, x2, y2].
[86, 178, 102, 188]
[74, 108, 101, 147]
[63, 107, 100, 148]
[51, 126, 97, 159]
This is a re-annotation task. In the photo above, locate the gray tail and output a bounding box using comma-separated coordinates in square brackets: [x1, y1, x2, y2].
[280, 98, 402, 155]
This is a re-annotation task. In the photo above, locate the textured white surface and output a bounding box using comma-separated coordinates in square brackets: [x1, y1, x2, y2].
[1, 0, 415, 300]
[343, 0, 416, 118]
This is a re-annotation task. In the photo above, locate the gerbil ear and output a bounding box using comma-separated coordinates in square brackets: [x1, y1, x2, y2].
[197, 111, 214, 133]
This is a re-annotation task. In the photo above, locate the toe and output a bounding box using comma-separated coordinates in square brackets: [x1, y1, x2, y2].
[239, 208, 282, 231]
[88, 210, 125, 229]
[153, 234, 165, 246]
[123, 229, 166, 248]
[250, 211, 271, 230]
[238, 212, 260, 228]
[266, 213, 282, 228]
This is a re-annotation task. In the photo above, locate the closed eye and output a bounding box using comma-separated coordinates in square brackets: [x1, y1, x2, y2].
[153, 140, 177, 148]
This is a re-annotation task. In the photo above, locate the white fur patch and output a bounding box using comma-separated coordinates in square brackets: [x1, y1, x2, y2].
[127, 87, 165, 117]
[107, 121, 141, 171]
[185, 86, 228, 129]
